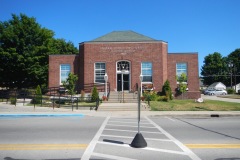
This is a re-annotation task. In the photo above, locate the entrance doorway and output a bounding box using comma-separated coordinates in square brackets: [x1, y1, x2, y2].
[116, 61, 131, 91]
[117, 74, 129, 91]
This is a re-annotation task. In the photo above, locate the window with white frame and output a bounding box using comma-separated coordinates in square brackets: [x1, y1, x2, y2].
[141, 62, 152, 82]
[95, 62, 106, 83]
[60, 64, 71, 84]
[176, 63, 187, 81]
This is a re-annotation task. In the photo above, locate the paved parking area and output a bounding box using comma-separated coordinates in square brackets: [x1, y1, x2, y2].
[82, 116, 201, 160]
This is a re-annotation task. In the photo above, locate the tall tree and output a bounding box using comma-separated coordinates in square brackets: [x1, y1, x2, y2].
[227, 48, 240, 86]
[0, 13, 78, 88]
[201, 52, 228, 85]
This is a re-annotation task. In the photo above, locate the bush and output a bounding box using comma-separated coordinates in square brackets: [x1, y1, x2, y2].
[55, 100, 65, 104]
[157, 96, 169, 102]
[10, 97, 16, 105]
[227, 89, 235, 94]
[162, 80, 173, 100]
[143, 91, 158, 101]
[31, 85, 42, 104]
[91, 86, 99, 102]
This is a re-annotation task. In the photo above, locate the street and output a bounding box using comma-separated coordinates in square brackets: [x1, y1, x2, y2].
[0, 114, 240, 160]
[0, 115, 105, 160]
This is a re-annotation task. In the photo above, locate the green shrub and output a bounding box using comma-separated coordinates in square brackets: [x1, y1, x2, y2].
[162, 80, 173, 100]
[227, 89, 235, 94]
[10, 97, 16, 105]
[31, 85, 42, 104]
[143, 91, 158, 101]
[157, 96, 169, 102]
[91, 86, 99, 102]
[55, 100, 65, 104]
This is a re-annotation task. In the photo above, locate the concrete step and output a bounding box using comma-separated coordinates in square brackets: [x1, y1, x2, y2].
[107, 91, 138, 103]
[103, 99, 138, 103]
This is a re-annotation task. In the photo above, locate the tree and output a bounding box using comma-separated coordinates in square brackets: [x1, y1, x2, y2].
[63, 73, 78, 96]
[228, 49, 240, 86]
[177, 73, 188, 99]
[0, 13, 78, 89]
[162, 80, 173, 100]
[31, 85, 42, 104]
[91, 86, 99, 102]
[201, 52, 228, 85]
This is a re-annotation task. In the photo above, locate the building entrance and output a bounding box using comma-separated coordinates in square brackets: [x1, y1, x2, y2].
[117, 74, 129, 91]
[116, 61, 130, 91]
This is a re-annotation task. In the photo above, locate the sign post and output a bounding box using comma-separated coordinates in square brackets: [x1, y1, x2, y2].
[131, 75, 147, 148]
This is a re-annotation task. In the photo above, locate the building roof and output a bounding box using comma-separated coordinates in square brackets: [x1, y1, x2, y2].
[90, 30, 157, 42]
[208, 82, 226, 89]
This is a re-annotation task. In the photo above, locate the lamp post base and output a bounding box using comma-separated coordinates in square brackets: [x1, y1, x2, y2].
[131, 133, 147, 148]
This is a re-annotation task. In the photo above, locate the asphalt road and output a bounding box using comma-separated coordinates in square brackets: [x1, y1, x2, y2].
[151, 116, 240, 160]
[0, 115, 105, 160]
[0, 115, 240, 160]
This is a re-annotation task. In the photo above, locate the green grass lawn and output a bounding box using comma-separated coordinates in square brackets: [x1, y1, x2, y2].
[150, 99, 240, 111]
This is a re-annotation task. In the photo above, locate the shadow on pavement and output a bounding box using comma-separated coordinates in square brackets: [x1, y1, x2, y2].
[176, 118, 240, 141]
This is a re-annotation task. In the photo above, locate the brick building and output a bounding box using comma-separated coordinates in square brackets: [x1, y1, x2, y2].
[49, 31, 200, 99]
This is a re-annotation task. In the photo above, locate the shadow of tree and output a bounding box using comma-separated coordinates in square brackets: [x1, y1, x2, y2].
[176, 118, 240, 141]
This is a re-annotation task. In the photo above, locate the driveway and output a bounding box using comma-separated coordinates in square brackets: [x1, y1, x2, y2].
[201, 94, 240, 103]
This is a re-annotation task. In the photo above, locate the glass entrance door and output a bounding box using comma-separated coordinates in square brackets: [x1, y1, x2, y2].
[117, 74, 129, 91]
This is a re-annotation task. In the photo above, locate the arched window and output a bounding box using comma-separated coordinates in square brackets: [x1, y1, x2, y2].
[117, 61, 130, 72]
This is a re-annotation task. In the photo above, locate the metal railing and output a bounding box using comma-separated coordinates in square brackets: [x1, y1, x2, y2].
[0, 89, 100, 111]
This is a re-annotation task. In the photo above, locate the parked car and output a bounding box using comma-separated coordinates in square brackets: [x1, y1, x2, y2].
[204, 89, 215, 95]
[205, 89, 227, 96]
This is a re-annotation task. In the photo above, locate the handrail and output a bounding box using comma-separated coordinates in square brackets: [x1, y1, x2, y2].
[47, 82, 110, 96]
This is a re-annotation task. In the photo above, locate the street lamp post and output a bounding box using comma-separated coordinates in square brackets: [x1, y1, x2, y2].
[228, 62, 233, 89]
[131, 74, 147, 148]
[140, 74, 143, 98]
[104, 73, 108, 97]
[122, 72, 124, 103]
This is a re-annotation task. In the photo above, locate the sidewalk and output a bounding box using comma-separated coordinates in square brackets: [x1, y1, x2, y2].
[1, 102, 240, 118]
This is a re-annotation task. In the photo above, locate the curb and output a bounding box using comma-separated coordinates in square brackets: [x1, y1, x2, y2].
[0, 113, 85, 117]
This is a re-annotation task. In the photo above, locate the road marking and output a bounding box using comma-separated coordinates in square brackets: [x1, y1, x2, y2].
[107, 123, 156, 128]
[105, 128, 163, 134]
[145, 116, 202, 160]
[98, 141, 187, 155]
[186, 144, 240, 148]
[81, 116, 110, 160]
[92, 152, 137, 160]
[109, 120, 151, 125]
[101, 134, 172, 142]
[0, 144, 88, 150]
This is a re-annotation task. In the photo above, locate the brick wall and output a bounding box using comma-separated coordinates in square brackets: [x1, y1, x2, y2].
[81, 41, 168, 92]
[48, 54, 79, 88]
[167, 53, 201, 99]
[48, 43, 201, 99]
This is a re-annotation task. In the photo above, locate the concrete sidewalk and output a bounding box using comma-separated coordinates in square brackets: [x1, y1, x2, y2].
[1, 102, 240, 118]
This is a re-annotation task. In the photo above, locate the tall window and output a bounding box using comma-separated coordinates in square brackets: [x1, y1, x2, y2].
[141, 62, 152, 82]
[95, 62, 106, 83]
[60, 64, 71, 84]
[176, 63, 187, 80]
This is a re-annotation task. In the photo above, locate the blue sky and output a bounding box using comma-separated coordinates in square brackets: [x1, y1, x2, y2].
[1, 0, 239, 75]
